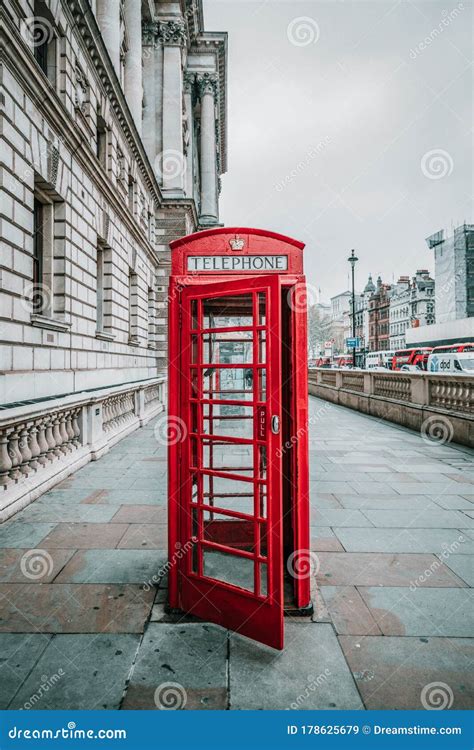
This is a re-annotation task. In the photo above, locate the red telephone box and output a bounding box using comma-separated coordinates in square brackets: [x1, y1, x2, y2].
[167, 227, 311, 650]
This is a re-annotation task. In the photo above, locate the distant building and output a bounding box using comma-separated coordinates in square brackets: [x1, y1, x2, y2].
[406, 224, 473, 346]
[389, 271, 435, 350]
[330, 291, 351, 322]
[426, 224, 473, 323]
[369, 276, 391, 351]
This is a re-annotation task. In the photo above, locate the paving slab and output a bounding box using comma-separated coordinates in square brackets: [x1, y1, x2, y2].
[117, 524, 167, 549]
[0, 584, 154, 633]
[389, 483, 474, 496]
[0, 633, 51, 708]
[310, 527, 345, 552]
[348, 482, 399, 496]
[0, 548, 75, 583]
[308, 492, 342, 509]
[358, 587, 474, 636]
[8, 634, 140, 709]
[336, 495, 438, 510]
[18, 503, 120, 523]
[98, 491, 167, 505]
[229, 622, 363, 710]
[320, 587, 381, 635]
[55, 549, 166, 584]
[38, 523, 129, 549]
[0, 522, 57, 549]
[362, 509, 472, 529]
[437, 554, 474, 587]
[122, 623, 228, 709]
[110, 506, 167, 523]
[333, 527, 474, 554]
[311, 509, 374, 527]
[315, 552, 466, 588]
[339, 636, 474, 710]
[431, 495, 474, 510]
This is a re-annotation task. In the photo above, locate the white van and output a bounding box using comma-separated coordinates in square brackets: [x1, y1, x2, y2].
[366, 350, 395, 370]
[427, 345, 474, 375]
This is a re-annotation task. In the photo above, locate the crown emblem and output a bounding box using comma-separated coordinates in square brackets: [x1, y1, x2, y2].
[229, 236, 245, 251]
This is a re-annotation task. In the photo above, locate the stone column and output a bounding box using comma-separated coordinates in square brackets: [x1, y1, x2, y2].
[183, 72, 195, 198]
[159, 20, 186, 197]
[197, 73, 218, 225]
[141, 21, 159, 165]
[124, 0, 143, 133]
[96, 0, 121, 76]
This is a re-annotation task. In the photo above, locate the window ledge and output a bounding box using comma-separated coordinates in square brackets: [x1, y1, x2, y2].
[30, 314, 71, 332]
[128, 336, 140, 347]
[96, 330, 116, 342]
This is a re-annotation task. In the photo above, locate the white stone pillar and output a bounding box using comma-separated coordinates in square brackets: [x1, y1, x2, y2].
[183, 72, 195, 198]
[96, 0, 121, 76]
[124, 0, 143, 133]
[197, 73, 218, 225]
[141, 21, 158, 165]
[160, 20, 186, 197]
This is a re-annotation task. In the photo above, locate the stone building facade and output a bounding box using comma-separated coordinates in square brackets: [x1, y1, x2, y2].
[368, 277, 391, 352]
[389, 271, 435, 350]
[0, 0, 227, 518]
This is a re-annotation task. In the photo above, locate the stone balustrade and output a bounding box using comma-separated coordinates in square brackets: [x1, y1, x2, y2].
[308, 369, 473, 447]
[0, 377, 166, 522]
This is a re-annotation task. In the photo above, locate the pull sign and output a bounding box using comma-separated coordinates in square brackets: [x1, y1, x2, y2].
[271, 415, 280, 434]
[257, 406, 267, 440]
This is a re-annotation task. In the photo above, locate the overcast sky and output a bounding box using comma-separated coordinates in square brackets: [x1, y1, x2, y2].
[205, 0, 473, 301]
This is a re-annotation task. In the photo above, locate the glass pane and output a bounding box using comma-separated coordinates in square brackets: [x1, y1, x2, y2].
[258, 292, 266, 325]
[203, 294, 253, 328]
[258, 332, 266, 363]
[259, 563, 268, 597]
[203, 331, 253, 366]
[203, 369, 254, 401]
[190, 335, 198, 363]
[202, 440, 254, 475]
[203, 405, 254, 439]
[203, 511, 255, 553]
[203, 473, 254, 516]
[258, 369, 266, 401]
[190, 299, 198, 329]
[258, 523, 268, 558]
[203, 548, 254, 593]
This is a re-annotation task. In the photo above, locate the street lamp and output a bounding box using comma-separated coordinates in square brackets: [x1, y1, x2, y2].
[347, 249, 358, 368]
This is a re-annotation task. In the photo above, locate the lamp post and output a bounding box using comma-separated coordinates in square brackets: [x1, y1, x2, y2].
[347, 249, 358, 368]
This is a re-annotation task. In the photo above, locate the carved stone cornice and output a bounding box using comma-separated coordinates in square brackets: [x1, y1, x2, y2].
[196, 72, 218, 98]
[142, 21, 159, 46]
[158, 20, 187, 47]
[183, 71, 195, 94]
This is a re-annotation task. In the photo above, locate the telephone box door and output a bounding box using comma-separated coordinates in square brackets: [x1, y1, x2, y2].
[175, 275, 284, 649]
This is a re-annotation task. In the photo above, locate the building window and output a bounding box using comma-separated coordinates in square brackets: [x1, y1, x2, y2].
[128, 270, 139, 343]
[32, 0, 58, 86]
[96, 114, 107, 167]
[96, 245, 105, 332]
[32, 188, 57, 317]
[147, 287, 155, 348]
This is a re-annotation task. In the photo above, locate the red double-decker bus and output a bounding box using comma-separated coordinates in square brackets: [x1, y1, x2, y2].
[392, 347, 432, 370]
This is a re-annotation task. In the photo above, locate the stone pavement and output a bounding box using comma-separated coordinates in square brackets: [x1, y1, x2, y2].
[0, 398, 472, 710]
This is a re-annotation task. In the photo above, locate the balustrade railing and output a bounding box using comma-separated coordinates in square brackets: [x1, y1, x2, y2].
[0, 376, 166, 521]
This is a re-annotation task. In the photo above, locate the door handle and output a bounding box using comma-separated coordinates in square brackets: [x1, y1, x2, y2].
[271, 415, 280, 434]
